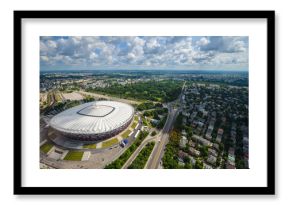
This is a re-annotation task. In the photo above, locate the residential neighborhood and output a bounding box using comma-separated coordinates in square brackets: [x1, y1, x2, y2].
[163, 82, 249, 169]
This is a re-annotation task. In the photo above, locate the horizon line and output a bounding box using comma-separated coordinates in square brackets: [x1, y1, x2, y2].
[40, 68, 248, 72]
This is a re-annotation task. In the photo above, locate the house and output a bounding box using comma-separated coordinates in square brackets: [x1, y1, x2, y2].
[208, 119, 215, 130]
[178, 150, 188, 160]
[217, 128, 224, 135]
[179, 136, 188, 148]
[188, 156, 196, 165]
[228, 147, 235, 156]
[196, 121, 205, 127]
[205, 127, 213, 140]
[192, 134, 213, 147]
[182, 130, 187, 136]
[216, 128, 224, 143]
[188, 140, 196, 148]
[189, 147, 200, 157]
[207, 155, 217, 165]
[216, 134, 222, 143]
[213, 143, 220, 150]
[182, 117, 187, 125]
[208, 148, 218, 157]
[190, 112, 197, 121]
[226, 163, 236, 169]
[202, 110, 208, 117]
[204, 163, 213, 169]
[227, 147, 236, 168]
[231, 130, 237, 143]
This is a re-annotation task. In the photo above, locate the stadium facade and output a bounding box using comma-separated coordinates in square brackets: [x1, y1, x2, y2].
[49, 101, 134, 141]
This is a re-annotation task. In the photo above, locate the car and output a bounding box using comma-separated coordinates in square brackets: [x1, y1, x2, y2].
[120, 139, 129, 148]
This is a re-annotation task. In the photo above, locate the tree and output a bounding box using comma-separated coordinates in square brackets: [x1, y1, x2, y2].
[200, 146, 208, 158]
[184, 163, 192, 169]
[195, 159, 203, 169]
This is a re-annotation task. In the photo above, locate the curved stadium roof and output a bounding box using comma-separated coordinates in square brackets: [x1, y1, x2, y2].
[49, 101, 134, 135]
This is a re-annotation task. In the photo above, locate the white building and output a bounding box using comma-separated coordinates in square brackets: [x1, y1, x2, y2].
[49, 101, 134, 141]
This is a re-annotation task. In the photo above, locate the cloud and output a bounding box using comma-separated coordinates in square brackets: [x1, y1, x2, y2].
[196, 37, 210, 46]
[198, 36, 248, 53]
[40, 36, 248, 70]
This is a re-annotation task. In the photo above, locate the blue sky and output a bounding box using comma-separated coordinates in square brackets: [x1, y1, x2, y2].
[40, 36, 248, 71]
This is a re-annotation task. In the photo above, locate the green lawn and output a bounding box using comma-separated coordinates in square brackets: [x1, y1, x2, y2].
[82, 143, 96, 149]
[40, 143, 53, 153]
[121, 129, 131, 139]
[54, 92, 62, 102]
[131, 121, 138, 129]
[63, 151, 84, 161]
[102, 138, 119, 148]
[134, 115, 138, 122]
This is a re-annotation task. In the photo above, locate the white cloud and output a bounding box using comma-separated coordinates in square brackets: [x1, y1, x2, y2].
[196, 37, 210, 46]
[40, 55, 49, 62]
[40, 36, 248, 70]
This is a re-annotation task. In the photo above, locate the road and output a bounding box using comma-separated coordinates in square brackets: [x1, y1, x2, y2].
[122, 135, 156, 169]
[122, 100, 180, 169]
[121, 98, 179, 169]
[145, 81, 186, 169]
[145, 107, 178, 169]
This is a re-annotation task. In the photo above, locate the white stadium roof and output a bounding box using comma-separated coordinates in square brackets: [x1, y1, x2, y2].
[49, 101, 134, 135]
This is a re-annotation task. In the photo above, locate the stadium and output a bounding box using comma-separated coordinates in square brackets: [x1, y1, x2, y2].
[49, 101, 134, 141]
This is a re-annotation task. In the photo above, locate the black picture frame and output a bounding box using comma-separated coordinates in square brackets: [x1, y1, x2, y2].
[14, 10, 275, 195]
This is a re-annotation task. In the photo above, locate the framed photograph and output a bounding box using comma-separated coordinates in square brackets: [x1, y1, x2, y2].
[14, 10, 275, 195]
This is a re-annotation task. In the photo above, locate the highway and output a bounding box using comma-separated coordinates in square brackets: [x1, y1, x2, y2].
[145, 81, 186, 169]
[122, 109, 177, 169]
[121, 99, 179, 169]
[145, 107, 179, 169]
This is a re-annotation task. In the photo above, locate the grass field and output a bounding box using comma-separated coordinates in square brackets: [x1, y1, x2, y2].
[102, 138, 119, 148]
[63, 151, 84, 161]
[40, 143, 53, 153]
[131, 121, 138, 129]
[54, 92, 63, 102]
[121, 129, 131, 139]
[82, 143, 96, 149]
[134, 115, 138, 122]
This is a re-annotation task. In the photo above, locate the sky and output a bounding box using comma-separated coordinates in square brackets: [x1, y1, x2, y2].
[40, 36, 248, 71]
